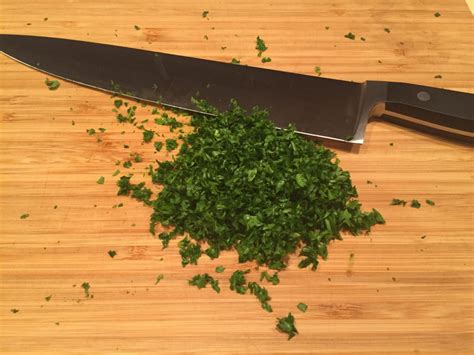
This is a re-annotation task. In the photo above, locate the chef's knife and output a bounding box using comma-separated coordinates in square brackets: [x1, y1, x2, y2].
[0, 34, 472, 144]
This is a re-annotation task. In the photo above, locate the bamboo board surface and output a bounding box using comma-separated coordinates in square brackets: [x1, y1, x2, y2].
[0, 0, 473, 353]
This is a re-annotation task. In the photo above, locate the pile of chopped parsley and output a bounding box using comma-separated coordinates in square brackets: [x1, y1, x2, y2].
[118, 99, 384, 271]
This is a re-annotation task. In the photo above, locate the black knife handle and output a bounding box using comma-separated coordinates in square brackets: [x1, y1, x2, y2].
[384, 82, 474, 134]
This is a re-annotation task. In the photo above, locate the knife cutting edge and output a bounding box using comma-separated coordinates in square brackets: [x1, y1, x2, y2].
[0, 34, 472, 144]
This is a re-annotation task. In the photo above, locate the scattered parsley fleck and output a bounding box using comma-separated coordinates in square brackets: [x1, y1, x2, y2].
[389, 142, 394, 146]
[86, 128, 96, 136]
[96, 176, 105, 184]
[384, 28, 391, 33]
[112, 169, 120, 176]
[154, 141, 163, 151]
[215, 265, 225, 273]
[134, 25, 140, 30]
[411, 199, 421, 208]
[434, 12, 441, 17]
[255, 36, 268, 57]
[297, 302, 308, 312]
[133, 153, 142, 163]
[421, 235, 427, 239]
[10, 308, 19, 314]
[143, 130, 154, 143]
[202, 11, 209, 18]
[20, 213, 30, 219]
[325, 26, 330, 30]
[45, 78, 60, 90]
[98, 128, 106, 133]
[81, 282, 90, 298]
[54, 205, 58, 209]
[434, 75, 442, 79]
[108, 250, 117, 258]
[344, 32, 355, 40]
[221, 46, 227, 50]
[45, 295, 52, 301]
[165, 138, 178, 151]
[114, 99, 123, 108]
[367, 180, 373, 184]
[314, 66, 322, 76]
[276, 313, 298, 340]
[204, 35, 208, 40]
[71, 120, 75, 125]
[44, 17, 48, 21]
[391, 198, 407, 206]
[360, 37, 366, 41]
[426, 199, 435, 206]
[231, 58, 240, 64]
[261, 57, 272, 63]
[178, 237, 202, 267]
[155, 274, 164, 285]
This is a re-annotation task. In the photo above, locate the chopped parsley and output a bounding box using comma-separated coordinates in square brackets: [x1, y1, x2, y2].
[261, 57, 272, 63]
[255, 36, 268, 57]
[344, 32, 355, 40]
[86, 128, 96, 136]
[143, 130, 154, 143]
[434, 75, 442, 79]
[96, 176, 105, 184]
[155, 274, 164, 284]
[108, 250, 117, 258]
[10, 308, 19, 314]
[202, 11, 209, 18]
[296, 302, 308, 312]
[114, 99, 123, 108]
[248, 282, 272, 312]
[276, 313, 298, 340]
[123, 161, 132, 169]
[165, 138, 178, 151]
[260, 271, 280, 285]
[215, 265, 225, 273]
[434, 12, 441, 17]
[314, 66, 322, 76]
[384, 28, 391, 33]
[178, 237, 202, 267]
[360, 37, 366, 41]
[112, 169, 120, 176]
[134, 25, 141, 30]
[81, 282, 90, 298]
[45, 78, 60, 90]
[410, 199, 421, 208]
[45, 295, 52, 302]
[231, 58, 240, 64]
[203, 35, 209, 40]
[229, 270, 250, 294]
[188, 273, 220, 293]
[154, 114, 183, 131]
[133, 153, 142, 163]
[154, 141, 163, 152]
[426, 199, 435, 206]
[20, 213, 30, 219]
[390, 198, 407, 206]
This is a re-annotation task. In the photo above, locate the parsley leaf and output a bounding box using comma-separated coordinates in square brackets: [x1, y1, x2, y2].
[229, 270, 250, 294]
[188, 273, 220, 293]
[45, 78, 60, 90]
[391, 198, 407, 206]
[215, 265, 225, 273]
[411, 199, 421, 208]
[231, 58, 240, 64]
[155, 274, 164, 284]
[178, 237, 202, 267]
[297, 302, 308, 312]
[426, 199, 435, 206]
[143, 130, 154, 143]
[344, 32, 355, 40]
[154, 141, 163, 151]
[260, 271, 280, 285]
[165, 138, 178, 151]
[248, 282, 272, 312]
[81, 282, 90, 298]
[114, 99, 123, 108]
[276, 313, 298, 340]
[256, 36, 268, 57]
[96, 176, 105, 184]
[261, 57, 272, 63]
[314, 66, 322, 76]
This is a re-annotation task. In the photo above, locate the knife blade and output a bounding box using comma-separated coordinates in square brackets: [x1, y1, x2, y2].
[0, 34, 472, 143]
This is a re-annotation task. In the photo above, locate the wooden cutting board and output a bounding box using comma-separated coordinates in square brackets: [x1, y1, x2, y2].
[0, 0, 473, 353]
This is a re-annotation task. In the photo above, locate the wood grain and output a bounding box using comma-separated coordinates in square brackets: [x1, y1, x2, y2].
[0, 0, 473, 353]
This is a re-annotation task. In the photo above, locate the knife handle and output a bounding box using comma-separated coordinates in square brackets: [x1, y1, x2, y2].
[377, 82, 474, 140]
